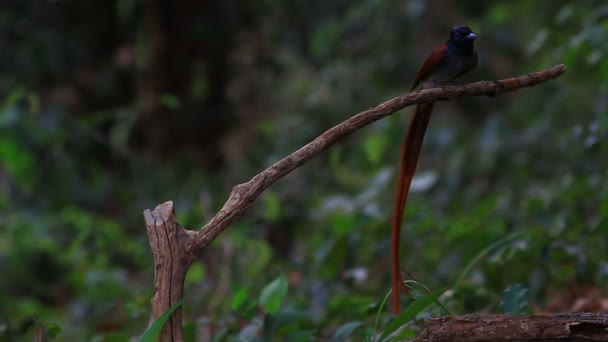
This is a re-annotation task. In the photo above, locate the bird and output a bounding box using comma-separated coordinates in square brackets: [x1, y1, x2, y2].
[390, 26, 478, 315]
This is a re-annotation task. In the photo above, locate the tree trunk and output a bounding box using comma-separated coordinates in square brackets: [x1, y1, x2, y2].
[144, 201, 197, 341]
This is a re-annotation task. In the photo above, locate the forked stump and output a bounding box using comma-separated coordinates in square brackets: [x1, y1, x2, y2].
[144, 201, 197, 341]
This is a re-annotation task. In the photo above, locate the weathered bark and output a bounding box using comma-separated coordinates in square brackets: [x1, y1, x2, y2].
[144, 201, 196, 341]
[410, 313, 608, 342]
[143, 64, 567, 340]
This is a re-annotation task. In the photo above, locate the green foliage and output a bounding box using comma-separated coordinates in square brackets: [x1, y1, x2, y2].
[500, 284, 529, 314]
[0, 135, 34, 187]
[379, 289, 447, 342]
[185, 262, 206, 287]
[262, 191, 282, 221]
[259, 273, 289, 314]
[159, 94, 182, 110]
[454, 233, 523, 290]
[230, 287, 259, 323]
[1, 0, 607, 340]
[139, 300, 183, 342]
[332, 321, 365, 341]
[362, 134, 389, 166]
[46, 322, 62, 339]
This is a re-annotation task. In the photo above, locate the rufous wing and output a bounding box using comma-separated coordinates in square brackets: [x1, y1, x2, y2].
[410, 44, 447, 91]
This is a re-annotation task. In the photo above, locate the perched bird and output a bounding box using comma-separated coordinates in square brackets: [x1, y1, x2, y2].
[391, 26, 478, 314]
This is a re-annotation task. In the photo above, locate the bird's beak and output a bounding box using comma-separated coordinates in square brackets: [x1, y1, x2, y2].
[465, 33, 477, 40]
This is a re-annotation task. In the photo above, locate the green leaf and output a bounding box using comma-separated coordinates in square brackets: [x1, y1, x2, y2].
[362, 134, 387, 165]
[499, 283, 528, 314]
[46, 322, 61, 339]
[332, 321, 365, 341]
[0, 86, 26, 116]
[317, 237, 348, 278]
[454, 233, 523, 290]
[139, 300, 183, 342]
[329, 210, 355, 236]
[267, 310, 313, 336]
[159, 94, 181, 109]
[27, 92, 40, 113]
[190, 65, 209, 101]
[310, 22, 340, 56]
[379, 288, 446, 342]
[488, 4, 511, 24]
[259, 273, 288, 314]
[231, 287, 250, 311]
[0, 136, 34, 187]
[262, 191, 281, 221]
[257, 119, 277, 137]
[599, 194, 608, 217]
[245, 240, 272, 277]
[185, 262, 205, 286]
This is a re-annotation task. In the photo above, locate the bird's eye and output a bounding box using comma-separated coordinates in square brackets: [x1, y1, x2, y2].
[454, 32, 461, 39]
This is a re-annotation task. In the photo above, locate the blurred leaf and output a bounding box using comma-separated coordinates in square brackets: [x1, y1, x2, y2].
[27, 93, 41, 113]
[0, 135, 34, 188]
[183, 321, 198, 342]
[108, 109, 136, 150]
[379, 288, 446, 342]
[139, 300, 183, 342]
[499, 283, 528, 314]
[329, 210, 356, 236]
[311, 22, 340, 57]
[231, 287, 251, 311]
[257, 119, 277, 137]
[190, 64, 209, 101]
[527, 28, 549, 55]
[555, 5, 574, 24]
[240, 239, 272, 279]
[266, 310, 314, 337]
[262, 191, 281, 221]
[259, 273, 288, 314]
[316, 237, 348, 278]
[0, 86, 26, 118]
[46, 322, 61, 339]
[599, 195, 608, 217]
[362, 134, 387, 165]
[454, 233, 523, 289]
[332, 321, 365, 341]
[238, 316, 264, 341]
[185, 262, 205, 287]
[159, 94, 181, 109]
[410, 171, 438, 193]
[489, 4, 511, 24]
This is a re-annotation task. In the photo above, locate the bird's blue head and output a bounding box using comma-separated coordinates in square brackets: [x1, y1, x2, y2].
[447, 26, 476, 55]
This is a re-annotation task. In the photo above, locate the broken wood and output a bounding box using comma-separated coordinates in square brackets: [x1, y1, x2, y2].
[144, 201, 196, 341]
[411, 313, 608, 342]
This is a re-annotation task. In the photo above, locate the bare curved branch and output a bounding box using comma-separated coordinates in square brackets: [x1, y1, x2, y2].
[190, 64, 567, 251]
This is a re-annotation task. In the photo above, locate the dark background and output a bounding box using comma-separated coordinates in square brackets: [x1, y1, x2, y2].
[1, 0, 607, 340]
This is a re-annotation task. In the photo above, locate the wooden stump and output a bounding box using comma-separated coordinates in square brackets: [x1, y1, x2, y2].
[144, 201, 197, 341]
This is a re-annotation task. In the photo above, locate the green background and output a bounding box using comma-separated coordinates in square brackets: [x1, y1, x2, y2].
[0, 0, 606, 340]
